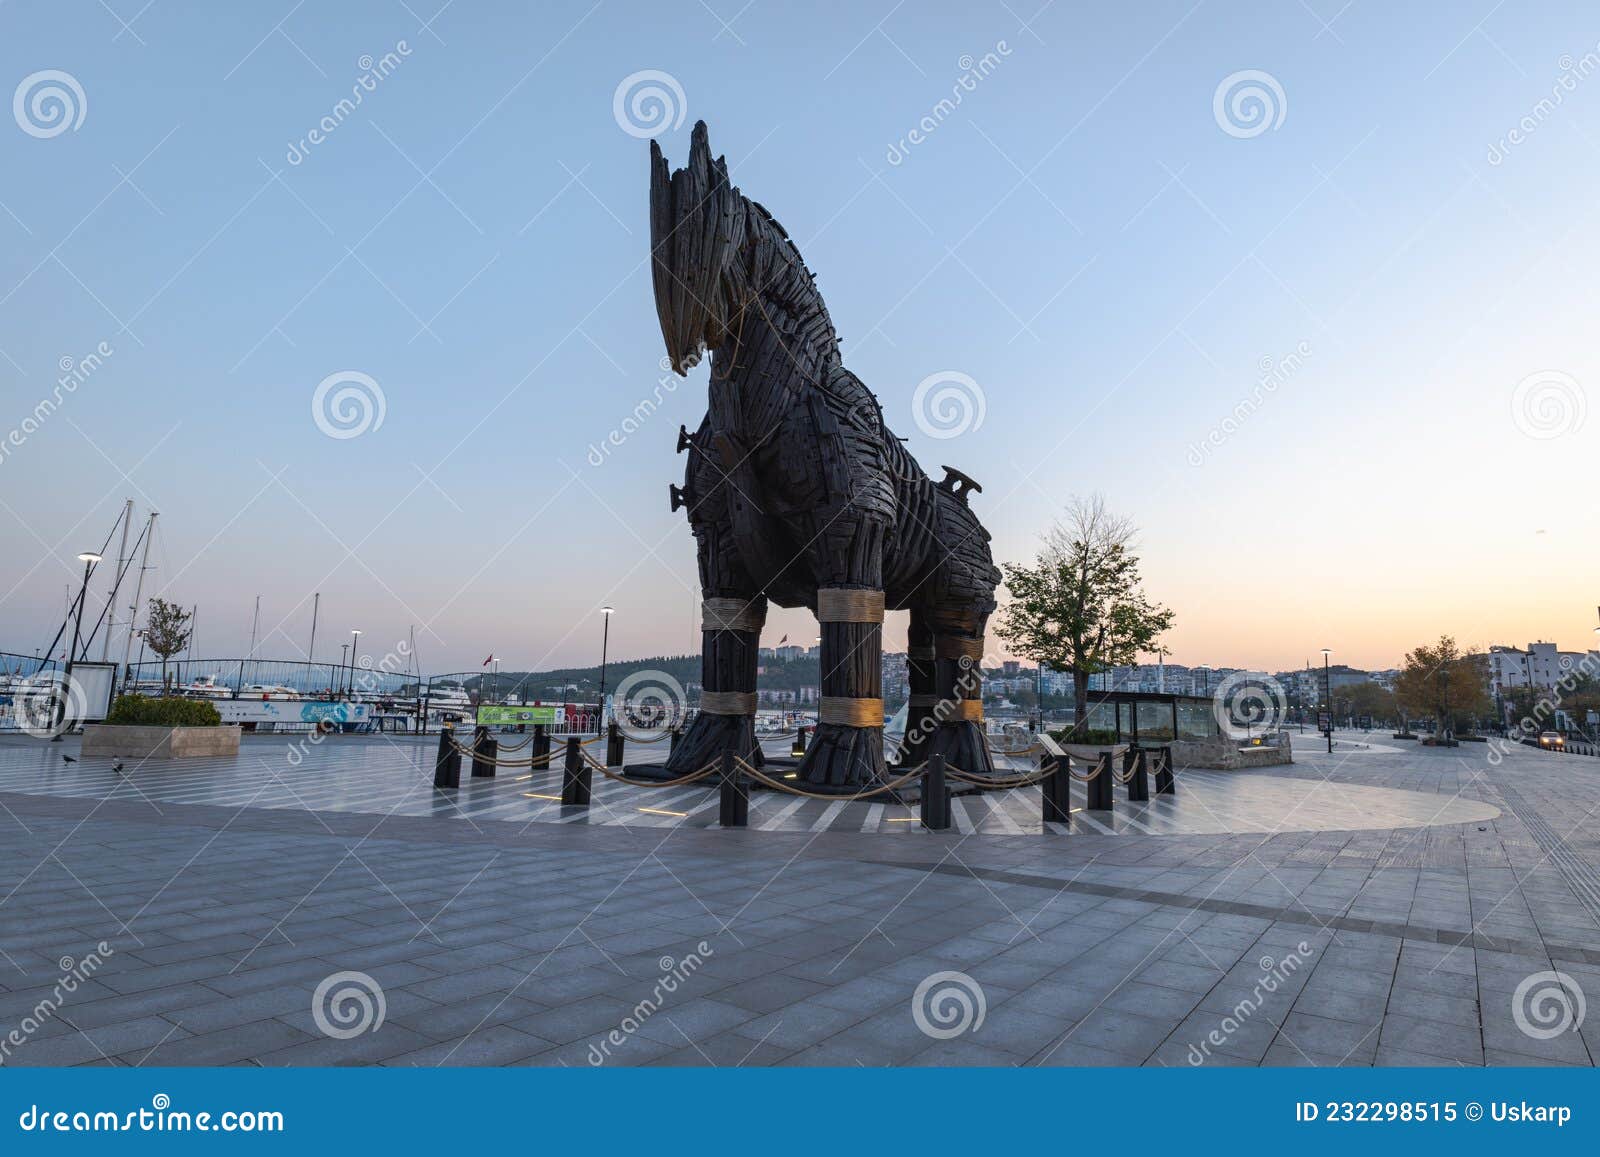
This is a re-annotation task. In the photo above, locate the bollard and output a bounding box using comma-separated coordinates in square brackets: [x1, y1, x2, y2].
[791, 726, 808, 757]
[471, 725, 498, 778]
[561, 736, 591, 807]
[433, 728, 461, 788]
[1125, 748, 1149, 802]
[920, 752, 951, 831]
[531, 724, 550, 766]
[718, 750, 749, 828]
[606, 722, 624, 768]
[1153, 745, 1176, 795]
[1086, 751, 1114, 811]
[1041, 754, 1072, 827]
[669, 727, 682, 755]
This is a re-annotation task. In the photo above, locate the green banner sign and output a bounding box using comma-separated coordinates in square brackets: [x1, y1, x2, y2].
[476, 705, 559, 726]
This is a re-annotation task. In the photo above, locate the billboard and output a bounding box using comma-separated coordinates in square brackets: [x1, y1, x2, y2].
[215, 700, 371, 726]
[477, 705, 561, 726]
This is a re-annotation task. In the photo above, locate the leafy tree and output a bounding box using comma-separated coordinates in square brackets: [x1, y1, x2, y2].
[143, 598, 193, 690]
[997, 495, 1175, 735]
[1337, 680, 1397, 727]
[1395, 636, 1491, 738]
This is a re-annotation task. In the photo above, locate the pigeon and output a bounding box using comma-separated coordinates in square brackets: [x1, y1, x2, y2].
[60, 754, 76, 764]
[112, 762, 125, 774]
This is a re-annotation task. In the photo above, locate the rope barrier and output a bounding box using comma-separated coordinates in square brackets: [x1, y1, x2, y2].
[734, 757, 927, 801]
[945, 765, 1059, 789]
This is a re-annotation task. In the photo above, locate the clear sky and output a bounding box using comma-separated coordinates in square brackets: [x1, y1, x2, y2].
[2, 0, 1597, 676]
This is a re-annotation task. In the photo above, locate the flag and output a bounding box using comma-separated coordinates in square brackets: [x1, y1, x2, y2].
[482, 654, 495, 666]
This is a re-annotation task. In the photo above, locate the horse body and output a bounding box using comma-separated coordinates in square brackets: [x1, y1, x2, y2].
[653, 122, 1000, 788]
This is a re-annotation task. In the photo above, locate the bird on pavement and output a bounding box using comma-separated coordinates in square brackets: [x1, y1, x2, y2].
[60, 754, 76, 764]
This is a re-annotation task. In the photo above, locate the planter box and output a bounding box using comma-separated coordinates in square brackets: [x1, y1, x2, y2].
[81, 724, 241, 759]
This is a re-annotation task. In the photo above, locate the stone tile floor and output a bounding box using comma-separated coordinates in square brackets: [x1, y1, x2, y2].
[0, 729, 1595, 1067]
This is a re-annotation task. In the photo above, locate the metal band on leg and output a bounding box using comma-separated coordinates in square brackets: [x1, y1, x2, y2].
[700, 690, 758, 716]
[701, 598, 766, 633]
[818, 697, 885, 727]
[816, 589, 885, 624]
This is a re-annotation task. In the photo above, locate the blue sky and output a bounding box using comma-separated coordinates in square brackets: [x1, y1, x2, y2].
[2, 0, 1597, 674]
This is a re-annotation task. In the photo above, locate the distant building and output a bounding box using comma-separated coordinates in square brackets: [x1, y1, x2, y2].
[1489, 642, 1600, 694]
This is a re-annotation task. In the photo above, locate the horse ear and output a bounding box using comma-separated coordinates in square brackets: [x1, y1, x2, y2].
[688, 120, 712, 178]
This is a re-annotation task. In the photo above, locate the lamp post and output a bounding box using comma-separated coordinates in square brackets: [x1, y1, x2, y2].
[349, 630, 361, 699]
[1321, 647, 1333, 754]
[597, 607, 614, 732]
[55, 552, 102, 741]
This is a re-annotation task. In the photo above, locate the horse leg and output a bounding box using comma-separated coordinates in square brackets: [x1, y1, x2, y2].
[664, 524, 765, 776]
[896, 609, 937, 768]
[924, 606, 997, 776]
[795, 526, 888, 790]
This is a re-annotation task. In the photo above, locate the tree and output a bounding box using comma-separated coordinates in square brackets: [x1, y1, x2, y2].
[143, 598, 193, 690]
[996, 494, 1175, 735]
[1336, 680, 1396, 727]
[1394, 636, 1492, 738]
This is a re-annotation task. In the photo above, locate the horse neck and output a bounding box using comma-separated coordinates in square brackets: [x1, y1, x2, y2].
[708, 266, 839, 440]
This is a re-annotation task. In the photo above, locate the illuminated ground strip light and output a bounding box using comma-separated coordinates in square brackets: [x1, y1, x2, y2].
[638, 807, 688, 817]
[524, 792, 561, 800]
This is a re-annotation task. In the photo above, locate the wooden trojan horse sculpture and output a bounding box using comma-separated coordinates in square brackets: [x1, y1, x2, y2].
[652, 122, 1002, 791]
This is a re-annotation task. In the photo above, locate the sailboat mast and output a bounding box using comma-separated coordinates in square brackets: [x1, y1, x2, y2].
[120, 511, 156, 682]
[101, 499, 133, 661]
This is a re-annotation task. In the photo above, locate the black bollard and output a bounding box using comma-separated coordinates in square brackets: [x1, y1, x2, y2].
[606, 722, 624, 768]
[669, 727, 682, 755]
[1086, 750, 1114, 811]
[471, 725, 497, 778]
[1153, 745, 1176, 795]
[1042, 754, 1072, 827]
[561, 736, 590, 807]
[433, 728, 461, 788]
[531, 724, 550, 766]
[791, 726, 808, 757]
[920, 752, 951, 831]
[718, 750, 749, 828]
[1125, 748, 1149, 802]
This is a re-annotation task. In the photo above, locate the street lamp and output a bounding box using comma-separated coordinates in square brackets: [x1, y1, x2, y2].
[1321, 648, 1333, 754]
[349, 630, 361, 698]
[597, 607, 614, 732]
[55, 552, 102, 741]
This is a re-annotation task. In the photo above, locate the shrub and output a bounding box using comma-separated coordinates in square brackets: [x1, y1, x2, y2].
[105, 695, 222, 728]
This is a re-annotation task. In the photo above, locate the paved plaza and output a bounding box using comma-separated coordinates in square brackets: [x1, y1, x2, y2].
[0, 729, 1596, 1067]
